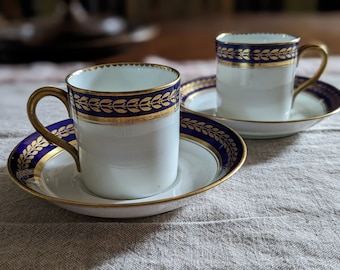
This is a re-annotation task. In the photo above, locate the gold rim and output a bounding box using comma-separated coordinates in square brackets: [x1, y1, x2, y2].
[7, 131, 247, 208]
[66, 62, 181, 95]
[216, 32, 301, 45]
[181, 77, 340, 124]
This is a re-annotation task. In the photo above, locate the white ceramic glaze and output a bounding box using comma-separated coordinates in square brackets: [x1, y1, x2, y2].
[216, 64, 295, 120]
[180, 76, 340, 139]
[8, 113, 247, 218]
[68, 63, 179, 92]
[27, 63, 181, 199]
[11, 139, 217, 218]
[215, 33, 327, 121]
[216, 33, 298, 44]
[75, 109, 180, 199]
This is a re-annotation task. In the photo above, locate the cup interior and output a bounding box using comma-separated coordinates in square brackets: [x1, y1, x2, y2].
[217, 33, 298, 44]
[67, 63, 179, 92]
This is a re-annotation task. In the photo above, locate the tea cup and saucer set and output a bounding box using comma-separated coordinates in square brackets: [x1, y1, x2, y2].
[7, 33, 340, 218]
[181, 33, 340, 139]
[7, 62, 247, 218]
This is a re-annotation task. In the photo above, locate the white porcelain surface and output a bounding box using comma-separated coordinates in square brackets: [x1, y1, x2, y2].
[215, 33, 328, 121]
[216, 33, 301, 121]
[75, 109, 180, 199]
[37, 138, 217, 218]
[216, 33, 298, 44]
[181, 76, 340, 139]
[68, 63, 181, 199]
[68, 63, 179, 92]
[216, 64, 295, 121]
[8, 113, 247, 218]
[28, 63, 181, 200]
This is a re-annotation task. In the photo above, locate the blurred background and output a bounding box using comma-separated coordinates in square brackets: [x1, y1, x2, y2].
[0, 0, 339, 63]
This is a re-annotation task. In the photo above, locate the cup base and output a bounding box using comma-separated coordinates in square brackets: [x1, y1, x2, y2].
[79, 163, 179, 200]
[216, 108, 290, 122]
[79, 170, 178, 200]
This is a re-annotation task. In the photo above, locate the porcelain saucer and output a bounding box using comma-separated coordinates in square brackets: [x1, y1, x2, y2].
[7, 111, 246, 218]
[181, 76, 340, 139]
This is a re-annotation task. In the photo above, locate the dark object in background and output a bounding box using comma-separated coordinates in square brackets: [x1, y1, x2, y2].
[0, 0, 157, 63]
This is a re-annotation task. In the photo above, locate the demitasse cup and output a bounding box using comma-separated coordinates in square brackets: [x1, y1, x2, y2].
[27, 63, 181, 199]
[216, 32, 328, 121]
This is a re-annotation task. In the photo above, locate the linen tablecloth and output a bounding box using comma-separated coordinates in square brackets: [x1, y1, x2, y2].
[0, 57, 339, 269]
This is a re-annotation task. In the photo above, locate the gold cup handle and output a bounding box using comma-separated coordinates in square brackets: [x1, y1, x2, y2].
[27, 87, 81, 171]
[293, 42, 328, 101]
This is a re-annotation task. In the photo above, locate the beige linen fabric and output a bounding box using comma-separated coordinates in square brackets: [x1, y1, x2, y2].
[0, 58, 339, 269]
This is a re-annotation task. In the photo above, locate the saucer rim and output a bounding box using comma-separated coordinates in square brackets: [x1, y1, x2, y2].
[7, 113, 247, 209]
[180, 75, 340, 124]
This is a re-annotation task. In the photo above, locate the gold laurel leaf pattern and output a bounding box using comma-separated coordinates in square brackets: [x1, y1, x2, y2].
[180, 76, 216, 98]
[17, 124, 75, 172]
[140, 96, 153, 111]
[180, 118, 239, 169]
[217, 46, 297, 62]
[100, 99, 114, 113]
[72, 89, 178, 114]
[112, 99, 128, 113]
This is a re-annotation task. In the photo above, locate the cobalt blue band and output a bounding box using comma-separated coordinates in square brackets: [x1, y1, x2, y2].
[68, 80, 180, 121]
[216, 41, 299, 65]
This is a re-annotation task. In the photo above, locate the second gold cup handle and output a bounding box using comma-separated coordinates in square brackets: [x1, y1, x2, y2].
[27, 87, 81, 171]
[293, 42, 328, 101]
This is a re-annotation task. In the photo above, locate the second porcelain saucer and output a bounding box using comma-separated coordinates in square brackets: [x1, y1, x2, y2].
[7, 111, 246, 218]
[181, 76, 340, 139]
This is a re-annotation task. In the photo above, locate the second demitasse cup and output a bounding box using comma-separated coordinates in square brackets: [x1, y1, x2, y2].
[27, 63, 181, 199]
[216, 32, 328, 121]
